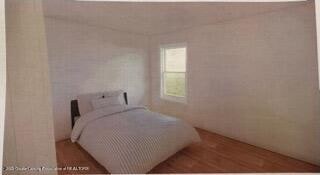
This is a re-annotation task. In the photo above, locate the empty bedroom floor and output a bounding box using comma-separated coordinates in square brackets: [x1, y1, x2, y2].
[56, 128, 320, 174]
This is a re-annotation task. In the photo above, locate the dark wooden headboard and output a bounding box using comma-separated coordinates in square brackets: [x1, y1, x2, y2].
[71, 92, 128, 128]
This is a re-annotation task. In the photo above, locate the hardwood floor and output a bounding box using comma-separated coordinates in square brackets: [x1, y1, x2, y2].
[56, 128, 320, 174]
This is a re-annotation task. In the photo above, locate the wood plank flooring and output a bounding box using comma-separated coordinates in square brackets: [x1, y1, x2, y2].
[56, 128, 320, 174]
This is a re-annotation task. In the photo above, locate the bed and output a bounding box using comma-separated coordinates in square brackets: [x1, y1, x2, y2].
[70, 90, 201, 174]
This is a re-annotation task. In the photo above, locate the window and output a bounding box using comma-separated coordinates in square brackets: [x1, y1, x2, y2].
[160, 44, 187, 103]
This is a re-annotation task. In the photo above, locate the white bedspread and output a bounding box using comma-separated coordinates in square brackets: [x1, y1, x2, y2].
[71, 105, 200, 173]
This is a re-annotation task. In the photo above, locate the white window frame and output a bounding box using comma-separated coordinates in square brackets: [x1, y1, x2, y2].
[160, 43, 187, 103]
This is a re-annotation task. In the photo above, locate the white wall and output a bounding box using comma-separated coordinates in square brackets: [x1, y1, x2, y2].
[149, 3, 320, 165]
[45, 17, 150, 141]
[4, 1, 57, 174]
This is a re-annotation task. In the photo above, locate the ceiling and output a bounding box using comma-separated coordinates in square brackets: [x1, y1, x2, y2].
[43, 0, 310, 35]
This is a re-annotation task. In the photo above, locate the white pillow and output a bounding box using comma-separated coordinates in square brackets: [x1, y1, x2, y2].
[77, 92, 103, 115]
[91, 96, 121, 109]
[101, 90, 126, 105]
[77, 90, 125, 115]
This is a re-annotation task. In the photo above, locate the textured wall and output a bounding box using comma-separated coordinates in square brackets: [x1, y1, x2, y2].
[4, 0, 57, 174]
[45, 18, 150, 141]
[149, 3, 320, 165]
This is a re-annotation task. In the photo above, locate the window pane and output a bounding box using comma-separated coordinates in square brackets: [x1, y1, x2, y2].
[165, 47, 186, 72]
[164, 72, 185, 97]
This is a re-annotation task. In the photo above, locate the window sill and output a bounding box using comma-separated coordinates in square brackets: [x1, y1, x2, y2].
[160, 95, 187, 104]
